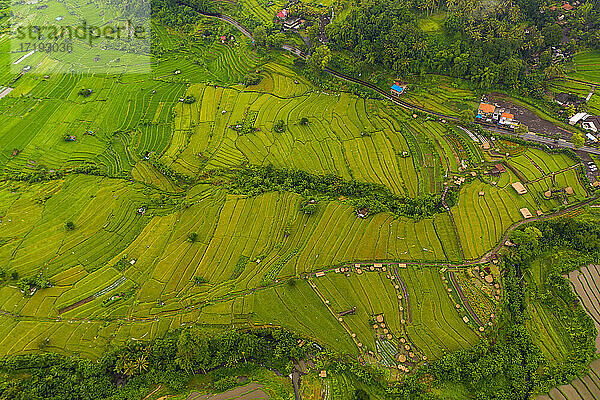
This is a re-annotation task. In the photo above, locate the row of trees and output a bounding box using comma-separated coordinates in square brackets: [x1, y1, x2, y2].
[229, 164, 447, 219]
[0, 327, 317, 399]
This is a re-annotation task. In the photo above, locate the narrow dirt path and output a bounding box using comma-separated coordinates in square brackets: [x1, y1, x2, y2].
[448, 271, 483, 326]
[393, 266, 411, 323]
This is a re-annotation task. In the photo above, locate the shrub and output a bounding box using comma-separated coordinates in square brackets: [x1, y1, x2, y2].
[274, 120, 286, 133]
[300, 117, 309, 126]
[180, 95, 196, 104]
[244, 73, 262, 86]
[187, 232, 198, 243]
[193, 276, 208, 285]
[65, 221, 75, 231]
[78, 88, 92, 97]
[213, 376, 238, 392]
[300, 200, 318, 215]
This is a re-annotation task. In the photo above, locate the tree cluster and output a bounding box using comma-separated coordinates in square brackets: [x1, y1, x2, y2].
[229, 164, 446, 219]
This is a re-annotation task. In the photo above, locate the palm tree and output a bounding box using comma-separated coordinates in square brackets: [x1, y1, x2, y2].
[123, 361, 136, 376]
[134, 355, 149, 373]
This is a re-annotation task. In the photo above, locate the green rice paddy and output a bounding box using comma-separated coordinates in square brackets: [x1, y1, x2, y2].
[0, 8, 594, 370]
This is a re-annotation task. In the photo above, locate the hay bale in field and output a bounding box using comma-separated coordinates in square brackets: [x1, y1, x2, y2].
[409, 352, 414, 358]
[565, 186, 574, 195]
[387, 334, 392, 340]
[463, 316, 469, 323]
[380, 323, 386, 328]
[544, 190, 552, 198]
[376, 314, 384, 323]
[519, 207, 532, 219]
[383, 329, 389, 334]
[400, 338, 405, 343]
[398, 354, 406, 363]
[511, 182, 527, 194]
[485, 275, 494, 283]
[479, 326, 485, 332]
[370, 266, 375, 271]
[405, 345, 410, 350]
[479, 191, 485, 196]
[357, 268, 363, 274]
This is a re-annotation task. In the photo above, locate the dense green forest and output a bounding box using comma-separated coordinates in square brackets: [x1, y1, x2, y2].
[326, 0, 600, 95]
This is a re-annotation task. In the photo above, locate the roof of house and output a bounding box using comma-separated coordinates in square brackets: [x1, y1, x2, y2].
[277, 9, 288, 19]
[583, 116, 600, 132]
[569, 112, 589, 125]
[511, 182, 528, 194]
[478, 103, 495, 114]
[565, 186, 574, 195]
[555, 92, 571, 103]
[391, 83, 404, 94]
[495, 163, 506, 172]
[561, 3, 573, 10]
[501, 112, 514, 120]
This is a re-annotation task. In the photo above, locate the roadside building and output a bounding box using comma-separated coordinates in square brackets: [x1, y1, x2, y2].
[477, 103, 496, 122]
[582, 116, 600, 133]
[391, 82, 406, 96]
[569, 112, 589, 125]
[499, 112, 518, 129]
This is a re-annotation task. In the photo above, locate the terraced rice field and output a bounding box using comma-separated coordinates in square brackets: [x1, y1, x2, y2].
[568, 265, 600, 352]
[453, 148, 586, 260]
[404, 75, 479, 117]
[396, 267, 480, 359]
[568, 51, 600, 85]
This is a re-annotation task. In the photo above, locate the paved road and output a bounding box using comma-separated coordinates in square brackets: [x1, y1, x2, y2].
[486, 126, 600, 155]
[186, 7, 600, 156]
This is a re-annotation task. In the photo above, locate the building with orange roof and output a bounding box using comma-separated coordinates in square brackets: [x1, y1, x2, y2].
[477, 103, 496, 122]
[561, 3, 573, 10]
